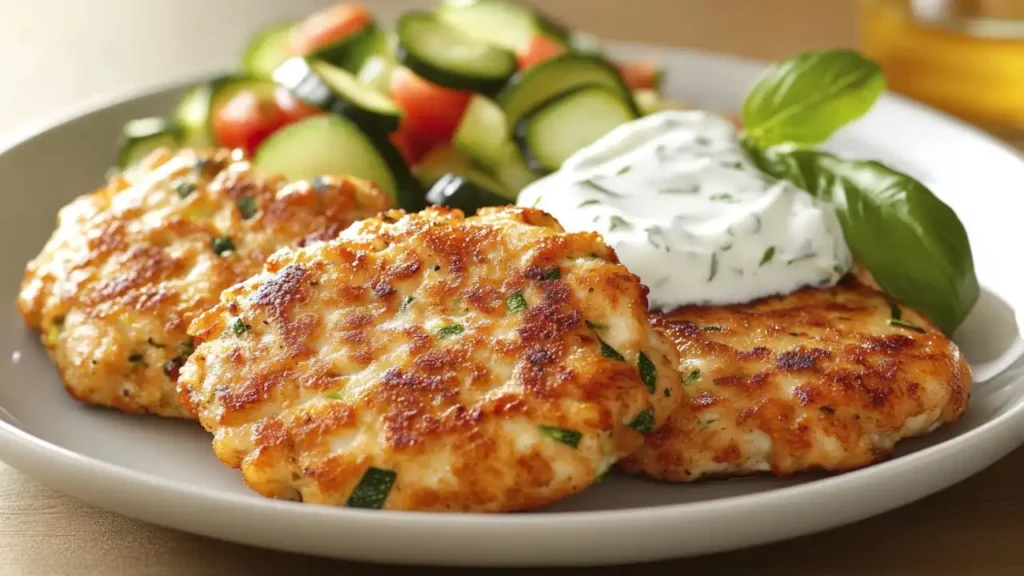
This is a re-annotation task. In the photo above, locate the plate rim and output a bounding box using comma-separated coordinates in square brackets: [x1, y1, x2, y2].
[2, 42, 1024, 560]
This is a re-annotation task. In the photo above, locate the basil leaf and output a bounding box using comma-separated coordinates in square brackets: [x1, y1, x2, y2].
[747, 145, 978, 334]
[742, 49, 885, 148]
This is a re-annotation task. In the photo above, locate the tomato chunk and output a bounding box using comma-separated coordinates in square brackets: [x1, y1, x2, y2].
[617, 59, 662, 91]
[289, 3, 372, 56]
[388, 67, 472, 142]
[516, 34, 566, 70]
[212, 90, 291, 157]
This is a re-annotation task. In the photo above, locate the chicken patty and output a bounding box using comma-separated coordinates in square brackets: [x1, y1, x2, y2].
[179, 207, 681, 511]
[619, 278, 971, 481]
[18, 148, 391, 418]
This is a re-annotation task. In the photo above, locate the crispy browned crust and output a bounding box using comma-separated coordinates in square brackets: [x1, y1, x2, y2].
[619, 278, 972, 481]
[179, 207, 681, 511]
[18, 148, 392, 418]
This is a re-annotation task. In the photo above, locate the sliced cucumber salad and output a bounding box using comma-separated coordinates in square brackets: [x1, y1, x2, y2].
[112, 0, 669, 210]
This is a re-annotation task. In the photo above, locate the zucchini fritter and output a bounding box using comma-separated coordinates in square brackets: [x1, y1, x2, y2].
[179, 207, 681, 511]
[619, 278, 971, 481]
[18, 148, 391, 418]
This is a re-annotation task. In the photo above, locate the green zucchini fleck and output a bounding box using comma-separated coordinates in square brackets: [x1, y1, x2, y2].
[888, 318, 925, 333]
[237, 196, 258, 220]
[538, 425, 582, 448]
[400, 296, 415, 311]
[585, 320, 606, 330]
[506, 292, 527, 313]
[231, 317, 250, 336]
[598, 338, 624, 361]
[889, 302, 902, 321]
[346, 467, 397, 509]
[437, 324, 464, 339]
[175, 180, 196, 198]
[628, 409, 655, 435]
[683, 369, 701, 384]
[638, 352, 657, 393]
[539, 268, 561, 281]
[211, 236, 236, 255]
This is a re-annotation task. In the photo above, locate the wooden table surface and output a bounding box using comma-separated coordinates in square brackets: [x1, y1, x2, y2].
[2, 1, 1022, 574]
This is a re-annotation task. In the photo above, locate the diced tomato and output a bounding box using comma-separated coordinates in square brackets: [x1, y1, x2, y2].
[388, 67, 472, 142]
[212, 90, 292, 157]
[617, 59, 661, 91]
[273, 86, 322, 122]
[390, 119, 435, 165]
[289, 3, 372, 56]
[516, 34, 566, 70]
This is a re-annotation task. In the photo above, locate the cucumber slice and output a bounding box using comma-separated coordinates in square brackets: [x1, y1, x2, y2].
[273, 57, 402, 133]
[357, 54, 397, 94]
[496, 54, 637, 129]
[515, 85, 638, 174]
[437, 0, 554, 52]
[414, 145, 513, 201]
[453, 95, 508, 167]
[491, 142, 536, 196]
[395, 11, 515, 93]
[242, 21, 295, 81]
[173, 76, 275, 147]
[254, 115, 424, 210]
[117, 117, 182, 169]
[310, 23, 385, 72]
[426, 173, 511, 214]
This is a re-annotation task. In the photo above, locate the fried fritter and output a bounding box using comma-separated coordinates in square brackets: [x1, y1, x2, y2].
[18, 148, 391, 418]
[179, 207, 681, 511]
[619, 278, 971, 481]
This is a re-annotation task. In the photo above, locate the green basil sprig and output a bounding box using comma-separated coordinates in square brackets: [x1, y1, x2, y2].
[746, 145, 979, 335]
[742, 49, 886, 148]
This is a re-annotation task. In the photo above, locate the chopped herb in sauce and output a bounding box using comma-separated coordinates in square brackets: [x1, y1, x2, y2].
[628, 409, 655, 434]
[128, 352, 147, 368]
[787, 253, 816, 265]
[539, 268, 561, 281]
[345, 467, 396, 509]
[585, 320, 606, 330]
[193, 157, 210, 174]
[645, 227, 669, 252]
[577, 199, 601, 208]
[506, 292, 527, 313]
[683, 369, 701, 384]
[400, 296, 415, 311]
[721, 160, 744, 170]
[437, 324, 464, 339]
[638, 352, 657, 393]
[237, 196, 258, 220]
[707, 252, 718, 281]
[702, 325, 723, 332]
[211, 236, 235, 255]
[608, 215, 632, 231]
[759, 246, 775, 266]
[616, 165, 632, 175]
[531, 195, 543, 207]
[598, 338, 625, 361]
[175, 180, 196, 198]
[538, 425, 582, 448]
[580, 179, 622, 197]
[231, 317, 250, 336]
[888, 318, 925, 333]
[708, 193, 737, 203]
[146, 338, 165, 348]
[659, 184, 699, 194]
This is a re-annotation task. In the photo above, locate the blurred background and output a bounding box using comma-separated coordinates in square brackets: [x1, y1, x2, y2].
[0, 0, 857, 133]
[5, 0, 1024, 141]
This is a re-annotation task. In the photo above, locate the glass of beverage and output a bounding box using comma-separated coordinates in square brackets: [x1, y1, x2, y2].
[860, 0, 1024, 143]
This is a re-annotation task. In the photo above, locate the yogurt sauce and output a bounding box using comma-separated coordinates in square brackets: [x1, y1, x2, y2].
[516, 110, 852, 310]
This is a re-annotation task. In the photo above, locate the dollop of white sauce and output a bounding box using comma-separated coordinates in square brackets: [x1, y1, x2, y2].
[517, 110, 852, 310]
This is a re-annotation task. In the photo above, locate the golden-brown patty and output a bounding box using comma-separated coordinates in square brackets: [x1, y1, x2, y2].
[619, 278, 971, 481]
[18, 148, 391, 418]
[179, 207, 681, 511]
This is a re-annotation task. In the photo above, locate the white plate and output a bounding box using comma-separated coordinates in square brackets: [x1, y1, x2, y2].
[2, 43, 1024, 567]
